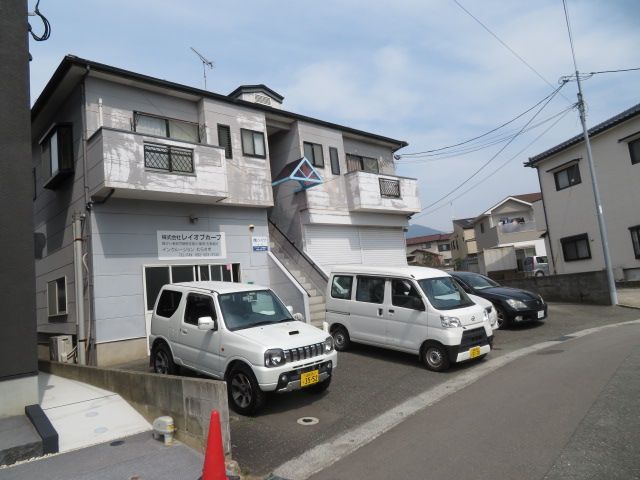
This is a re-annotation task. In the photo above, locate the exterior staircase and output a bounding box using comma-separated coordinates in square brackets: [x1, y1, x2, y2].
[268, 223, 328, 327]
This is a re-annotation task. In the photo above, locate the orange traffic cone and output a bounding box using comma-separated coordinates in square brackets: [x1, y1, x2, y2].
[202, 410, 227, 480]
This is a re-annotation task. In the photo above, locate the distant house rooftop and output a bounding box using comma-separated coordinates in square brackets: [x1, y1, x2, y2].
[406, 233, 452, 246]
[452, 217, 476, 229]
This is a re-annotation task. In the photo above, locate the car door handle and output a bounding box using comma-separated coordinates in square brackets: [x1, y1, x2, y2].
[180, 328, 188, 334]
[388, 309, 395, 314]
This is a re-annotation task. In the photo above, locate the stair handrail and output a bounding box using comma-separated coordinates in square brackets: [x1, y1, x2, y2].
[268, 220, 329, 281]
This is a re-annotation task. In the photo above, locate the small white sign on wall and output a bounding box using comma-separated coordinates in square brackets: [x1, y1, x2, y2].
[157, 231, 226, 260]
[252, 236, 269, 252]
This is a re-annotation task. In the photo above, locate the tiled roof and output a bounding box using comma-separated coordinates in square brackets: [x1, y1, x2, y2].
[452, 217, 476, 229]
[512, 192, 542, 203]
[406, 233, 452, 245]
[526, 102, 640, 166]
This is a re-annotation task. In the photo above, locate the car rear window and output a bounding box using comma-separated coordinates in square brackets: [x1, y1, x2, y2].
[156, 289, 182, 318]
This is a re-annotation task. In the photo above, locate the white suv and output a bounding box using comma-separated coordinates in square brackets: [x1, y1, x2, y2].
[149, 281, 337, 415]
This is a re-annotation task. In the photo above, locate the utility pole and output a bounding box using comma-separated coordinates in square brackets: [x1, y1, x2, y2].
[563, 0, 618, 305]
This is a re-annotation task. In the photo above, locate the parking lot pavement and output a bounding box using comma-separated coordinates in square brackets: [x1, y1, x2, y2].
[114, 303, 640, 478]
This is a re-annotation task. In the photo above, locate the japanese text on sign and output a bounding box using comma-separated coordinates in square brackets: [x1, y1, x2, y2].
[157, 231, 226, 260]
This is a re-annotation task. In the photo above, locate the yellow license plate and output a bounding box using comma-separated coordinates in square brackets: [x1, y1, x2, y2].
[300, 370, 319, 387]
[469, 346, 481, 359]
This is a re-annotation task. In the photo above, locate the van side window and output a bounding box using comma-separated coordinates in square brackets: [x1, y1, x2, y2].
[356, 276, 386, 304]
[184, 293, 216, 326]
[156, 290, 182, 318]
[331, 275, 353, 300]
[391, 279, 424, 310]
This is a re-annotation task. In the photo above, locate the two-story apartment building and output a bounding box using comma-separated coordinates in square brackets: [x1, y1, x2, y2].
[472, 193, 546, 270]
[450, 217, 478, 271]
[525, 103, 640, 281]
[31, 55, 420, 365]
[406, 233, 453, 268]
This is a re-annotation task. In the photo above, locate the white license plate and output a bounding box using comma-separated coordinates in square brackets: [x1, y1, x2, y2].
[537, 310, 545, 319]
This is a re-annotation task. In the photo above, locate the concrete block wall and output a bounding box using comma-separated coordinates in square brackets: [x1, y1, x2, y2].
[39, 360, 230, 453]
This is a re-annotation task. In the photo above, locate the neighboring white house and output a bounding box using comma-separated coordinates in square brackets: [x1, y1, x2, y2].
[525, 103, 640, 281]
[31, 55, 420, 365]
[451, 217, 478, 271]
[472, 193, 546, 271]
[406, 233, 453, 268]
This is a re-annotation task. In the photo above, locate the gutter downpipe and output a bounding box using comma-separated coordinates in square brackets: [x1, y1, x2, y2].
[535, 168, 557, 275]
[73, 213, 87, 365]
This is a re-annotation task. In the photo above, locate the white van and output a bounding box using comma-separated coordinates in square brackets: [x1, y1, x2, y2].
[326, 266, 495, 372]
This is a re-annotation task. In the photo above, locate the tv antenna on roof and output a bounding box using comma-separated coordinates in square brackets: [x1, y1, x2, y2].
[190, 47, 214, 90]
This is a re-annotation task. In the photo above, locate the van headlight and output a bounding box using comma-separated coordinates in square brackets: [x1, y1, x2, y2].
[506, 299, 528, 310]
[440, 315, 461, 328]
[264, 348, 286, 368]
[323, 336, 334, 353]
[483, 308, 490, 322]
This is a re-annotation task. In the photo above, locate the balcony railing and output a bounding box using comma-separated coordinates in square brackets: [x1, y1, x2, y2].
[379, 178, 400, 198]
[498, 221, 536, 234]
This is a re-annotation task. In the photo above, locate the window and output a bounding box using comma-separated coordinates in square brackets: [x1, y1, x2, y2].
[630, 225, 640, 259]
[391, 279, 424, 310]
[144, 263, 241, 311]
[241, 128, 266, 158]
[304, 142, 325, 168]
[629, 138, 640, 165]
[184, 293, 216, 326]
[144, 143, 194, 173]
[356, 276, 386, 304]
[438, 243, 451, 252]
[218, 290, 292, 331]
[418, 277, 473, 311]
[554, 163, 582, 190]
[346, 154, 379, 174]
[134, 112, 200, 143]
[217, 124, 232, 159]
[329, 147, 340, 175]
[41, 124, 74, 189]
[47, 277, 67, 317]
[561, 233, 591, 261]
[480, 222, 485, 234]
[156, 290, 183, 318]
[331, 275, 353, 300]
[379, 178, 400, 198]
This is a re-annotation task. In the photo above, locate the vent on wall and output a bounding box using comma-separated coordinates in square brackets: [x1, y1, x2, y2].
[254, 94, 272, 106]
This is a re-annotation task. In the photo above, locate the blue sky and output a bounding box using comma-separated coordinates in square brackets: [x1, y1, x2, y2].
[28, 0, 640, 231]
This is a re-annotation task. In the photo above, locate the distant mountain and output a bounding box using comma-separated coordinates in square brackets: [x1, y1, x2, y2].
[406, 224, 443, 238]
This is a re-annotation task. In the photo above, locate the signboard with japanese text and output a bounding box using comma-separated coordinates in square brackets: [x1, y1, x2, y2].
[252, 236, 269, 252]
[157, 231, 226, 260]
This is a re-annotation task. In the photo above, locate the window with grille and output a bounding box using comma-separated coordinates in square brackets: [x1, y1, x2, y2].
[144, 143, 194, 173]
[304, 141, 325, 168]
[379, 177, 400, 198]
[217, 124, 232, 159]
[134, 112, 200, 143]
[346, 153, 379, 174]
[561, 233, 591, 261]
[241, 128, 266, 158]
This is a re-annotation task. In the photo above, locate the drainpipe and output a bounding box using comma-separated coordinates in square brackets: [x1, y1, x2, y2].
[73, 212, 87, 365]
[536, 167, 556, 275]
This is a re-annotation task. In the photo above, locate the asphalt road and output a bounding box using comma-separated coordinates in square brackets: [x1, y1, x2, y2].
[308, 316, 640, 480]
[228, 303, 640, 478]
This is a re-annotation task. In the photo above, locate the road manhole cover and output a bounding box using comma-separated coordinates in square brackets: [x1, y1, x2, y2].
[536, 349, 564, 355]
[297, 416, 319, 426]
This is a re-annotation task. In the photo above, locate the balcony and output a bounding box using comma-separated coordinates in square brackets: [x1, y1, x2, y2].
[344, 171, 421, 214]
[86, 127, 229, 204]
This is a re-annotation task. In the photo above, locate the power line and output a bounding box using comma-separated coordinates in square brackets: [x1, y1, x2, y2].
[588, 67, 640, 75]
[414, 81, 567, 214]
[412, 107, 573, 220]
[451, 0, 572, 105]
[28, 0, 51, 41]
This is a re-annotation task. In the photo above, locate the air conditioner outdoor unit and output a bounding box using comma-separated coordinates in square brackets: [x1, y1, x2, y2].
[50, 335, 73, 363]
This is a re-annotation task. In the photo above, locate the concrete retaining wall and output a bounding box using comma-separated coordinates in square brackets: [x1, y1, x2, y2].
[38, 360, 230, 453]
[496, 270, 611, 305]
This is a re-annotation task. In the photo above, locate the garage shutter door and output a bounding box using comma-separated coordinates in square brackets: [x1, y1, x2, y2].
[304, 225, 362, 267]
[360, 227, 407, 266]
[304, 225, 407, 269]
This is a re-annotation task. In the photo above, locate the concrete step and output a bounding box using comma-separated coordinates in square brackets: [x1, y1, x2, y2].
[310, 302, 326, 314]
[309, 295, 324, 306]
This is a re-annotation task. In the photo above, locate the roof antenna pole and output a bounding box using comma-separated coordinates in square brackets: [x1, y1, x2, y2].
[190, 47, 214, 90]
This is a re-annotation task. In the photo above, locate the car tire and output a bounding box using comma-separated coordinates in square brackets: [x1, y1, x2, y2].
[305, 376, 331, 394]
[227, 365, 266, 416]
[331, 326, 351, 352]
[152, 343, 177, 375]
[535, 271, 544, 277]
[421, 343, 451, 372]
[495, 305, 509, 329]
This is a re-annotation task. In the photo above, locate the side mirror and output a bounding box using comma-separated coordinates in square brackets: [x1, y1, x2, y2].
[292, 312, 305, 322]
[286, 305, 294, 314]
[197, 316, 216, 331]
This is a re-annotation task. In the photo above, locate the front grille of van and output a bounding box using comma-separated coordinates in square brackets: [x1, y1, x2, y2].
[284, 343, 325, 362]
[460, 327, 488, 349]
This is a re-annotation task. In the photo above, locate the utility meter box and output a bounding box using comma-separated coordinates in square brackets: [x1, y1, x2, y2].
[50, 335, 73, 363]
